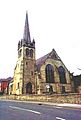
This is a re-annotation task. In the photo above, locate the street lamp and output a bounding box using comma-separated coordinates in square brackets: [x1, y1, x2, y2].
[35, 71, 37, 94]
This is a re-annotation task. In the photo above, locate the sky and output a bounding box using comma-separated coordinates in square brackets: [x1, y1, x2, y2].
[0, 0, 81, 78]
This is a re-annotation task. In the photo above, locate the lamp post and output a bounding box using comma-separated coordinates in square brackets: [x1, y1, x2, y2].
[35, 71, 37, 94]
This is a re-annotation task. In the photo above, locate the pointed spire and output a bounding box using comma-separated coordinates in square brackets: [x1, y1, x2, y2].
[23, 12, 31, 43]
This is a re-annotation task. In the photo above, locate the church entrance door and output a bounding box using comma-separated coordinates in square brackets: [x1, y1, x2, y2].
[26, 82, 32, 94]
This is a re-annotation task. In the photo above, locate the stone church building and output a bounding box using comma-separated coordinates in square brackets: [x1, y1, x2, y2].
[12, 13, 72, 95]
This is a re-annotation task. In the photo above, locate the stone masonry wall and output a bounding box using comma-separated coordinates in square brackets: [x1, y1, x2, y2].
[0, 94, 81, 104]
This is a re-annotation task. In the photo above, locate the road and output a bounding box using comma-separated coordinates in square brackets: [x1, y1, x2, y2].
[0, 100, 81, 120]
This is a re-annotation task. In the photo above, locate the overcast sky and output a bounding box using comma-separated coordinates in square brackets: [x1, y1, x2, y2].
[0, 0, 81, 78]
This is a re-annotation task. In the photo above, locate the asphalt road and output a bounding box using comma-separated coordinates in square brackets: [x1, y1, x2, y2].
[0, 100, 81, 120]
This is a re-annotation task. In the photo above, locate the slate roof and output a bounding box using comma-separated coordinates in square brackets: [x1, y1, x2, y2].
[0, 77, 13, 82]
[36, 49, 61, 71]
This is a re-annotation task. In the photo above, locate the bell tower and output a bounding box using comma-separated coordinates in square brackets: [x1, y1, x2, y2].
[13, 12, 36, 95]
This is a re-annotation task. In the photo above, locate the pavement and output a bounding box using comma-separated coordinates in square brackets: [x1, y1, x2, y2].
[1, 99, 81, 109]
[52, 103, 81, 109]
[33, 101, 81, 109]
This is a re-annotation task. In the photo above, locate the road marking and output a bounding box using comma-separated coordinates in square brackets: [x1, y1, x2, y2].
[56, 117, 66, 120]
[9, 106, 41, 115]
[55, 106, 63, 109]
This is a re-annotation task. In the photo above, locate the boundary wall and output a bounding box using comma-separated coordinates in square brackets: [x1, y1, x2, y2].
[0, 94, 81, 104]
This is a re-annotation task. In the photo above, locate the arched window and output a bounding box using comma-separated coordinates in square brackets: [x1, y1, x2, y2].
[58, 66, 67, 84]
[45, 64, 55, 83]
[18, 49, 22, 57]
[30, 49, 33, 58]
[26, 48, 29, 56]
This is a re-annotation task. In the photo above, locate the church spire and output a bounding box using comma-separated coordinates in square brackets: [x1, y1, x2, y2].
[18, 12, 35, 50]
[23, 12, 31, 43]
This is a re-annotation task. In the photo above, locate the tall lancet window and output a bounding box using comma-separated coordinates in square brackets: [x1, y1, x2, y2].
[58, 66, 67, 84]
[45, 64, 55, 83]
[26, 48, 29, 56]
[30, 49, 33, 58]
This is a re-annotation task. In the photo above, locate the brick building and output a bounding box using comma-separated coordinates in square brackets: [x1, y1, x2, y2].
[0, 77, 12, 94]
[0, 82, 1, 92]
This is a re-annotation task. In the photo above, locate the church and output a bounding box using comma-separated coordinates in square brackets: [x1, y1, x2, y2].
[12, 13, 72, 95]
